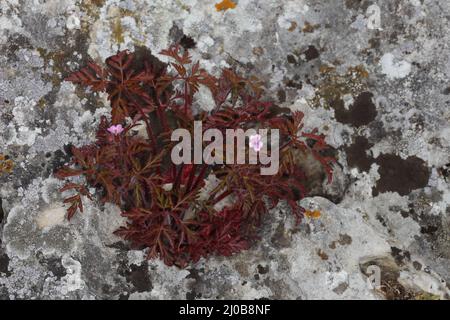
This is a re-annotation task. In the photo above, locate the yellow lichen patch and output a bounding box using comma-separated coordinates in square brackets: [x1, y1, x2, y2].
[79, 0, 105, 28]
[0, 154, 14, 175]
[90, 0, 106, 7]
[108, 7, 143, 46]
[215, 0, 237, 12]
[302, 21, 320, 33]
[319, 65, 336, 74]
[288, 21, 297, 32]
[304, 210, 321, 219]
[310, 64, 370, 109]
[38, 97, 47, 110]
[349, 65, 369, 78]
[112, 18, 125, 44]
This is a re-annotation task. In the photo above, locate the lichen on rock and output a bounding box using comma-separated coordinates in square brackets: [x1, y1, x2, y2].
[0, 0, 449, 300]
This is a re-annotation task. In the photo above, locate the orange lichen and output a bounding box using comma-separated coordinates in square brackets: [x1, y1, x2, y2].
[304, 210, 321, 219]
[0, 154, 14, 175]
[215, 0, 237, 12]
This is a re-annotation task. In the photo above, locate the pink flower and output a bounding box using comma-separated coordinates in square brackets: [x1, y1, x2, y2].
[107, 124, 124, 135]
[249, 134, 263, 152]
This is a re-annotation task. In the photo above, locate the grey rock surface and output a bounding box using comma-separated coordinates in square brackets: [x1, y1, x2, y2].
[0, 0, 449, 299]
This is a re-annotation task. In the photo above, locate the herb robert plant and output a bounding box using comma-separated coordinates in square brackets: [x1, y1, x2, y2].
[55, 45, 335, 267]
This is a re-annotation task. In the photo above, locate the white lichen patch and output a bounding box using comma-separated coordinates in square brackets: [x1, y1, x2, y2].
[66, 13, 81, 30]
[290, 98, 348, 148]
[277, 0, 309, 30]
[0, 1, 24, 45]
[88, 0, 265, 64]
[380, 53, 412, 80]
[148, 259, 191, 299]
[283, 197, 392, 299]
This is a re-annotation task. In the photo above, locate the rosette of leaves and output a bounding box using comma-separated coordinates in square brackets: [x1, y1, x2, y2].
[56, 45, 334, 267]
